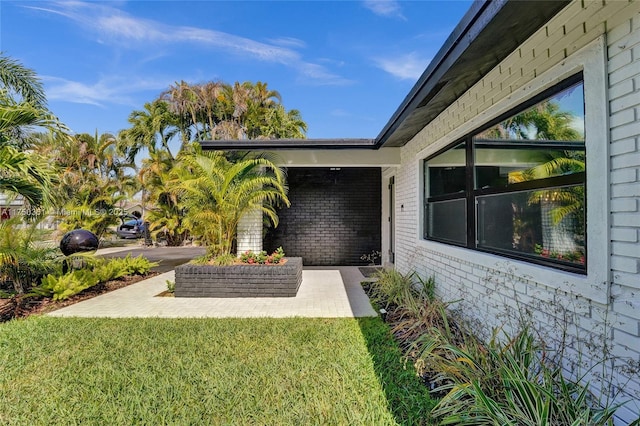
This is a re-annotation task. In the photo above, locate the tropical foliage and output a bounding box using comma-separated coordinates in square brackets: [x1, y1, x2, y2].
[114, 79, 305, 247]
[369, 268, 634, 425]
[0, 54, 63, 209]
[156, 80, 307, 143]
[35, 255, 157, 301]
[34, 131, 138, 238]
[0, 218, 60, 295]
[170, 145, 289, 257]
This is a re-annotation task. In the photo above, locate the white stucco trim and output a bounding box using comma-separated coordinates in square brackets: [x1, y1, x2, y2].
[381, 167, 397, 266]
[268, 147, 401, 167]
[415, 36, 610, 305]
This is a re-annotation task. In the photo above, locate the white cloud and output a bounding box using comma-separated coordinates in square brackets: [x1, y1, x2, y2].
[362, 0, 406, 20]
[43, 75, 168, 107]
[268, 37, 307, 49]
[330, 109, 352, 117]
[28, 1, 348, 85]
[373, 52, 430, 80]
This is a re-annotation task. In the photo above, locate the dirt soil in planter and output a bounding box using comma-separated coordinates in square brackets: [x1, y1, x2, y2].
[0, 272, 159, 322]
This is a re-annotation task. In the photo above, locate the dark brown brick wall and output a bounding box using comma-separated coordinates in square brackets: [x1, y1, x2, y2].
[264, 167, 381, 266]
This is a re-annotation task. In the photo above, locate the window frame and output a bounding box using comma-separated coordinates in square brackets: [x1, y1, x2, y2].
[424, 73, 587, 274]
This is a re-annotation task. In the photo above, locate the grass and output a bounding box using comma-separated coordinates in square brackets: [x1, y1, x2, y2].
[0, 316, 434, 425]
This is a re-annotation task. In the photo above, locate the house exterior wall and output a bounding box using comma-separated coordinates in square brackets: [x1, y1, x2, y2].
[264, 167, 381, 266]
[393, 1, 640, 423]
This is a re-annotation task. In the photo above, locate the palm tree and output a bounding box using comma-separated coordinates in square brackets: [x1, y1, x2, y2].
[159, 80, 197, 147]
[37, 131, 136, 239]
[138, 149, 188, 246]
[257, 105, 308, 139]
[118, 99, 178, 163]
[172, 144, 289, 257]
[0, 144, 56, 208]
[497, 98, 585, 257]
[0, 54, 47, 108]
[0, 55, 64, 209]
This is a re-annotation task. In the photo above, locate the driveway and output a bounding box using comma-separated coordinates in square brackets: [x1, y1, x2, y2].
[99, 246, 206, 273]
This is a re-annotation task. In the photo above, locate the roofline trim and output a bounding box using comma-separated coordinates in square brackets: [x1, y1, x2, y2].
[199, 138, 377, 150]
[374, 0, 502, 148]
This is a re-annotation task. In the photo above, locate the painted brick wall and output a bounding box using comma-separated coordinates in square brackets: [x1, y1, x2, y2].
[607, 10, 640, 423]
[393, 1, 640, 423]
[264, 167, 381, 266]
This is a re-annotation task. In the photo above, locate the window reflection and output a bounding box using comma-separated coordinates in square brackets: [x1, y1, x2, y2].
[423, 77, 587, 271]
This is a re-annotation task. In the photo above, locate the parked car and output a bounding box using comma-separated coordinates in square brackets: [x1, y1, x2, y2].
[116, 214, 145, 239]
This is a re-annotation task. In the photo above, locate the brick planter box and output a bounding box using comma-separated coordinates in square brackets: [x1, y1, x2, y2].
[174, 257, 303, 298]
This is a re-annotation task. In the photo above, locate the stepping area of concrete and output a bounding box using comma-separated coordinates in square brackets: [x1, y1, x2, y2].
[47, 266, 377, 318]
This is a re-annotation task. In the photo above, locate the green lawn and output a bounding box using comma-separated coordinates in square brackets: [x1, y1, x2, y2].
[0, 316, 434, 425]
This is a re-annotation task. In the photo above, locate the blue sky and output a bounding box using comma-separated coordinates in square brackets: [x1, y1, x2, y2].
[1, 0, 473, 143]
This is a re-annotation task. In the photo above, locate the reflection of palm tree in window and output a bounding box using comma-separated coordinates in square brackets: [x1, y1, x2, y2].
[479, 100, 582, 141]
[476, 98, 585, 259]
[500, 100, 585, 259]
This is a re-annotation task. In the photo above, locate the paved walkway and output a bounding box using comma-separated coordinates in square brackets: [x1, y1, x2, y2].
[47, 266, 377, 318]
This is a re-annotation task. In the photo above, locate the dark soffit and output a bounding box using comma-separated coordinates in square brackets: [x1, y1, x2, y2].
[375, 0, 571, 148]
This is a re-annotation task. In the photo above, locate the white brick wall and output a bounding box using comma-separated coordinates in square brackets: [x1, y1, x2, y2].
[394, 1, 640, 423]
[236, 209, 263, 254]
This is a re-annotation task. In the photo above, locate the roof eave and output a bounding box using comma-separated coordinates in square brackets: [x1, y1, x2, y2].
[375, 0, 572, 148]
[199, 138, 377, 150]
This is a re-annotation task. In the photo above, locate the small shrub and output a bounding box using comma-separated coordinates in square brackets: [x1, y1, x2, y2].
[212, 254, 236, 266]
[112, 254, 158, 275]
[166, 280, 175, 293]
[240, 247, 285, 264]
[92, 260, 127, 283]
[360, 250, 382, 265]
[370, 269, 434, 313]
[427, 326, 623, 425]
[32, 255, 157, 301]
[190, 254, 210, 265]
[38, 270, 101, 301]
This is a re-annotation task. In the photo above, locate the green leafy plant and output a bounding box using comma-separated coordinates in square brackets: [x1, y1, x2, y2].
[211, 253, 236, 266]
[173, 146, 289, 259]
[239, 247, 285, 265]
[370, 268, 433, 313]
[33, 255, 157, 301]
[37, 269, 101, 301]
[0, 218, 61, 294]
[427, 326, 623, 425]
[110, 254, 158, 275]
[165, 280, 175, 293]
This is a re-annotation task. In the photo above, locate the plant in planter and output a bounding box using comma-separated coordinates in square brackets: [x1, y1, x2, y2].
[171, 147, 301, 297]
[240, 247, 285, 265]
[170, 144, 290, 260]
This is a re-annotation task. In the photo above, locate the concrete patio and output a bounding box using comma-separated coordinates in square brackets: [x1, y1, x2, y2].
[47, 266, 377, 318]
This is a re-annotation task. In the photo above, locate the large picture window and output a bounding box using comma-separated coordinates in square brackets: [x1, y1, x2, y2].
[424, 74, 586, 273]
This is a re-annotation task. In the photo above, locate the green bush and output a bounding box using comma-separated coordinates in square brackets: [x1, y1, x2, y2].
[0, 218, 62, 295]
[92, 260, 127, 283]
[211, 253, 236, 266]
[38, 270, 101, 301]
[427, 326, 623, 425]
[33, 255, 157, 301]
[105, 254, 158, 276]
[370, 268, 435, 314]
[239, 247, 285, 264]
